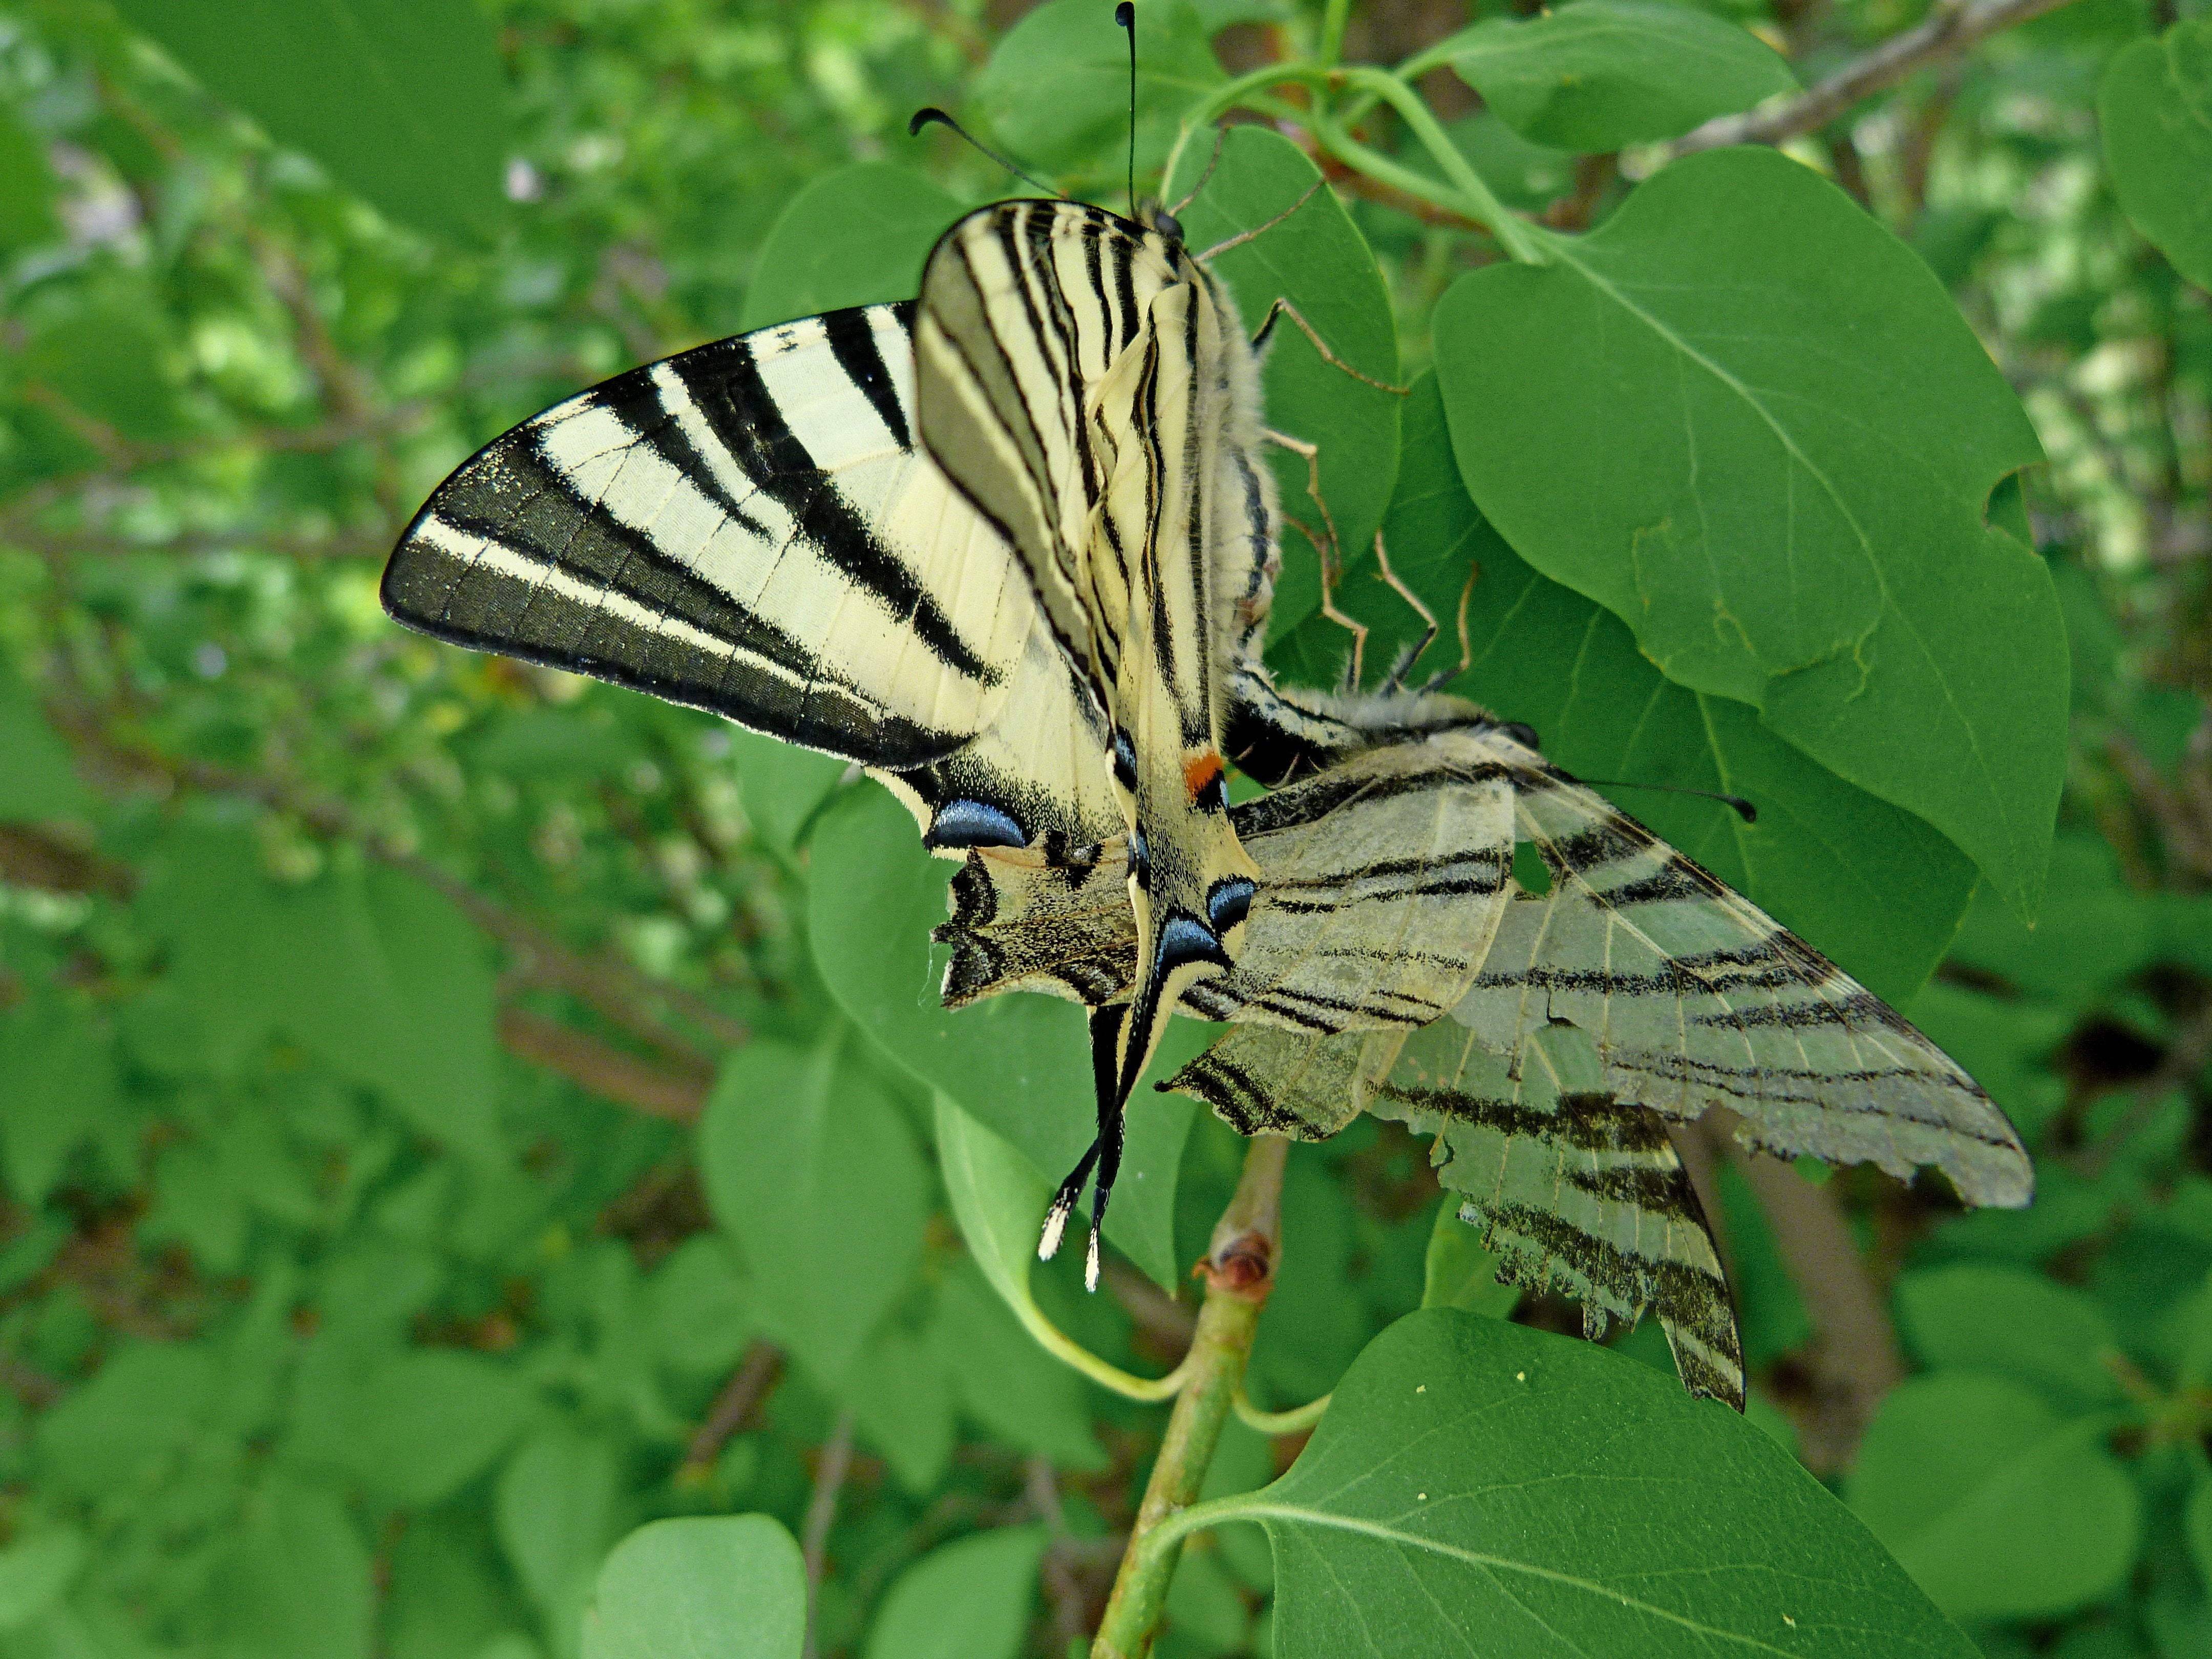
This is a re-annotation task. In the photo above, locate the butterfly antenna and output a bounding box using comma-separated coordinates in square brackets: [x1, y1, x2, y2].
[1574, 777, 1759, 823]
[907, 107, 1061, 198]
[1116, 3, 1137, 221]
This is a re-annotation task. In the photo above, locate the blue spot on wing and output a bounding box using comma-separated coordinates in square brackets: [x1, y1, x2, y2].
[927, 799, 1027, 849]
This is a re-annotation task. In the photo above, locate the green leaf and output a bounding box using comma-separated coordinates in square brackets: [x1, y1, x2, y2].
[2100, 16, 2212, 290]
[0, 999, 120, 1204]
[0, 1529, 84, 1631]
[725, 727, 848, 856]
[740, 164, 965, 331]
[0, 653, 87, 819]
[974, 0, 1223, 179]
[1439, 0, 1796, 151]
[1421, 1202, 1521, 1318]
[1279, 371, 1976, 1006]
[583, 1516, 804, 1659]
[218, 1478, 375, 1659]
[1848, 1373, 2141, 1623]
[139, 833, 502, 1155]
[860, 1526, 1048, 1659]
[1893, 1263, 2122, 1407]
[34, 1342, 217, 1498]
[1945, 834, 2159, 1003]
[1166, 125, 1402, 643]
[0, 102, 57, 252]
[1435, 148, 2065, 921]
[109, 0, 507, 244]
[385, 1514, 519, 1659]
[647, 1236, 757, 1377]
[698, 1032, 929, 1382]
[843, 1316, 958, 1495]
[938, 1261, 1108, 1469]
[19, 297, 180, 442]
[1203, 1310, 1975, 1656]
[809, 782, 1197, 1287]
[497, 1428, 622, 1619]
[316, 1350, 535, 1507]
[2187, 1476, 2212, 1603]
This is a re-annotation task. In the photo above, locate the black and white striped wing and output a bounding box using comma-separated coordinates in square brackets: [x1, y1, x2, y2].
[1378, 1020, 1745, 1410]
[383, 303, 1038, 772]
[1462, 731, 2034, 1209]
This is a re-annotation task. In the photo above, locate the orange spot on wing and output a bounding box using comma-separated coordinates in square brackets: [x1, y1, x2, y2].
[1184, 752, 1224, 801]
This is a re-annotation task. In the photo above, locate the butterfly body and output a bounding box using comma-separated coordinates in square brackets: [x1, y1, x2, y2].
[914, 201, 1277, 1109]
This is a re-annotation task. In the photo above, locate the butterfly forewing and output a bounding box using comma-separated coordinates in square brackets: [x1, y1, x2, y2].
[384, 303, 1037, 772]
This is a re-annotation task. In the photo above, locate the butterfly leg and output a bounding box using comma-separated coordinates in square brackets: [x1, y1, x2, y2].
[1266, 428, 1365, 688]
[1038, 1137, 1101, 1264]
[1373, 532, 1438, 694]
[1247, 297, 1410, 395]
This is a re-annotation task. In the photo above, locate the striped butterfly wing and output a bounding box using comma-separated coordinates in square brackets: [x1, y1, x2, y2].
[1176, 1015, 1746, 1409]
[916, 199, 1271, 1106]
[383, 303, 1038, 776]
[1465, 730, 2033, 1209]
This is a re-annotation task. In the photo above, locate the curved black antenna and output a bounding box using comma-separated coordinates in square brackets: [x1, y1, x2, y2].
[1116, 3, 1137, 222]
[907, 106, 1061, 198]
[1573, 777, 1759, 823]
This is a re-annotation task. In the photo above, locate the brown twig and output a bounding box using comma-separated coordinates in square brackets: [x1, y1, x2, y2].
[800, 1407, 858, 1659]
[683, 1338, 786, 1475]
[496, 1006, 712, 1122]
[1675, 0, 2085, 154]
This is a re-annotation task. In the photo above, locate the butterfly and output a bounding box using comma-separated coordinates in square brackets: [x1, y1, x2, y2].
[379, 174, 1342, 1283]
[932, 712, 2036, 1409]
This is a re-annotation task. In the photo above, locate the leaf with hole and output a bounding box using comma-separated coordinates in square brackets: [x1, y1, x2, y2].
[1435, 148, 2064, 921]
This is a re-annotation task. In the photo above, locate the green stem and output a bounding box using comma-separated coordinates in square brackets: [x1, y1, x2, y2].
[1319, 0, 1352, 65]
[1337, 67, 1545, 264]
[1092, 1136, 1288, 1658]
[1014, 1295, 1191, 1403]
[1232, 1387, 1329, 1435]
[1167, 62, 1544, 263]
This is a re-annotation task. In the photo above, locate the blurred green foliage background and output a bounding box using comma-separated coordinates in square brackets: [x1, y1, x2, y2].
[0, 1, 2209, 1655]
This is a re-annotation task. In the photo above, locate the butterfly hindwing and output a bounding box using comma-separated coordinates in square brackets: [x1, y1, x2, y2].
[1464, 731, 2034, 1209]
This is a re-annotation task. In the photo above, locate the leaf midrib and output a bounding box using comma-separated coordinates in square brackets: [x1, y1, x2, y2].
[1227, 1501, 1811, 1655]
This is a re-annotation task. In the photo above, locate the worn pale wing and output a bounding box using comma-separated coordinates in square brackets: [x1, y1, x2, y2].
[1169, 1016, 1745, 1409]
[383, 303, 1037, 774]
[1461, 730, 2033, 1208]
